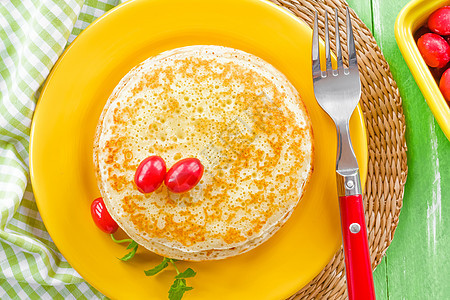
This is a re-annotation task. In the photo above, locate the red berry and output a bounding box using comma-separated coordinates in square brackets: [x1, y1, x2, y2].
[439, 68, 450, 102]
[134, 156, 166, 193]
[417, 33, 450, 68]
[91, 197, 118, 234]
[428, 6, 450, 35]
[165, 158, 204, 193]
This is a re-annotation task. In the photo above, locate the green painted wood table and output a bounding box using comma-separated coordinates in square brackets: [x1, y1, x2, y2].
[346, 0, 450, 298]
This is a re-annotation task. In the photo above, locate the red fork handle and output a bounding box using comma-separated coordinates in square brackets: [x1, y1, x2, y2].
[339, 194, 375, 300]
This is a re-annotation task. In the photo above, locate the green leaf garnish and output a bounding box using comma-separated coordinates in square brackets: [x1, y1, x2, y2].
[168, 278, 194, 300]
[174, 268, 196, 279]
[110, 234, 139, 261]
[144, 257, 170, 276]
[119, 243, 138, 261]
[126, 240, 138, 250]
[143, 257, 195, 299]
[110, 234, 196, 299]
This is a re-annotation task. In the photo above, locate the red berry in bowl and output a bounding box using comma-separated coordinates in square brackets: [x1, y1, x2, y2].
[165, 158, 204, 193]
[439, 68, 450, 102]
[91, 197, 118, 234]
[428, 6, 450, 35]
[417, 33, 450, 68]
[134, 156, 166, 193]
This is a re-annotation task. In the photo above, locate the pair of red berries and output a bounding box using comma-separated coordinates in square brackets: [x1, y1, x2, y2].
[134, 156, 204, 194]
[91, 157, 204, 234]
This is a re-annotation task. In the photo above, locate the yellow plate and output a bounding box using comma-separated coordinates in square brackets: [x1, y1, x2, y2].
[30, 0, 368, 299]
[396, 0, 450, 141]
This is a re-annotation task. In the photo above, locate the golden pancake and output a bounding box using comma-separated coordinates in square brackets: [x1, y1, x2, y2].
[94, 45, 313, 261]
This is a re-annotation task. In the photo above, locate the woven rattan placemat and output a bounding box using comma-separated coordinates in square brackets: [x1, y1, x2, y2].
[267, 0, 408, 299]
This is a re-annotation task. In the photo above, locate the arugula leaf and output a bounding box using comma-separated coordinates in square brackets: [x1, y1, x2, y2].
[119, 243, 138, 261]
[174, 268, 196, 279]
[126, 240, 138, 250]
[144, 258, 170, 276]
[110, 235, 139, 261]
[143, 258, 195, 299]
[168, 278, 194, 300]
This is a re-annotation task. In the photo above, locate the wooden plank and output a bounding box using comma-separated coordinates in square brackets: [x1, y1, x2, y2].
[373, 257, 388, 300]
[370, 0, 450, 299]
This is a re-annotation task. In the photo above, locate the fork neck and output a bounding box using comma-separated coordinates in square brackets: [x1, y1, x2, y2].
[335, 119, 361, 196]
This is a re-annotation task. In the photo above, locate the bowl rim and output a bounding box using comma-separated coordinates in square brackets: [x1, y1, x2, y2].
[395, 0, 450, 141]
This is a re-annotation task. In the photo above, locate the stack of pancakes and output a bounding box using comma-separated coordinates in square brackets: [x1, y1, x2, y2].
[94, 45, 313, 261]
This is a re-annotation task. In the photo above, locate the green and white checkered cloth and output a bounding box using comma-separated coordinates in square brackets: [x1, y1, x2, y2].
[0, 1, 126, 298]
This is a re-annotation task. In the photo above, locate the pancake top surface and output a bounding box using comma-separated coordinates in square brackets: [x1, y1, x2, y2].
[95, 45, 313, 255]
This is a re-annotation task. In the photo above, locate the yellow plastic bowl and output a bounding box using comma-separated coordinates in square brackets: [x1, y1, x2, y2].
[395, 0, 450, 141]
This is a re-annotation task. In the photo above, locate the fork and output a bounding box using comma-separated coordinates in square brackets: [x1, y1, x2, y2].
[312, 8, 375, 300]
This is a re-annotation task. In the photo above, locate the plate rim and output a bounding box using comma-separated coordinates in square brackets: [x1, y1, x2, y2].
[30, 0, 369, 298]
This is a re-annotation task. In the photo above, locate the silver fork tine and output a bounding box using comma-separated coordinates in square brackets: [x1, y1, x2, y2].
[324, 11, 332, 71]
[312, 11, 321, 76]
[335, 8, 343, 69]
[346, 7, 357, 67]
